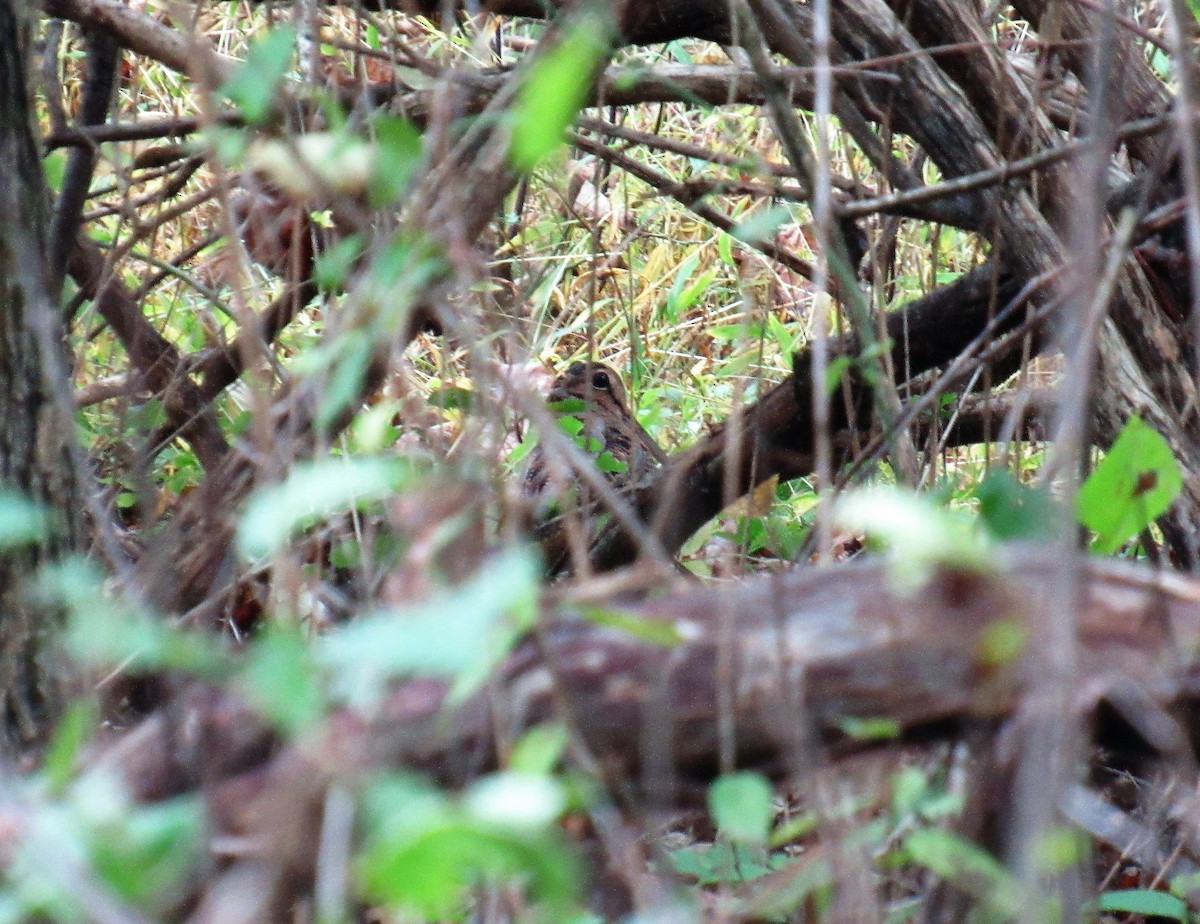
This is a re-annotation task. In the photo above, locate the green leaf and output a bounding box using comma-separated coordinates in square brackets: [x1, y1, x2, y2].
[369, 116, 423, 207]
[837, 716, 901, 741]
[465, 773, 567, 832]
[220, 25, 297, 123]
[318, 546, 538, 708]
[42, 701, 97, 792]
[0, 489, 50, 548]
[668, 841, 790, 885]
[358, 773, 578, 918]
[509, 724, 569, 774]
[509, 16, 612, 172]
[575, 605, 683, 646]
[1076, 415, 1182, 554]
[1097, 889, 1188, 921]
[664, 252, 703, 321]
[717, 232, 735, 266]
[44, 558, 230, 677]
[43, 151, 67, 192]
[835, 486, 992, 586]
[904, 829, 1025, 919]
[237, 455, 420, 558]
[731, 206, 791, 245]
[313, 233, 363, 290]
[974, 469, 1058, 541]
[316, 329, 372, 432]
[824, 355, 853, 394]
[594, 450, 628, 474]
[237, 624, 326, 734]
[90, 797, 204, 909]
[709, 772, 774, 845]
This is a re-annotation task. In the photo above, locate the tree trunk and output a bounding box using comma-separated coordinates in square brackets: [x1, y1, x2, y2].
[0, 0, 82, 752]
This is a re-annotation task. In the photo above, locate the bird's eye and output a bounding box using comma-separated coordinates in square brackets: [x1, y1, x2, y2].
[592, 370, 611, 390]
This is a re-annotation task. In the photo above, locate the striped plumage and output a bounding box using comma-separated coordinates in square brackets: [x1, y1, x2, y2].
[522, 361, 666, 502]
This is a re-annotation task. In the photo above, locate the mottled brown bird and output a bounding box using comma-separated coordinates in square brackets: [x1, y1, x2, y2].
[522, 361, 666, 501]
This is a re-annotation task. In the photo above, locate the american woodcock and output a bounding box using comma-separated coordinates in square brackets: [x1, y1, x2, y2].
[522, 361, 667, 502]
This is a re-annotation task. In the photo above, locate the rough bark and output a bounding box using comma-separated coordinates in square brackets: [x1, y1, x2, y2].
[0, 0, 81, 751]
[111, 549, 1200, 801]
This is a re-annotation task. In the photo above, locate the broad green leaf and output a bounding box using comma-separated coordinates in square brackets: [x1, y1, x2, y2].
[369, 116, 423, 207]
[731, 206, 791, 245]
[509, 16, 611, 172]
[0, 490, 50, 548]
[237, 624, 325, 735]
[709, 772, 774, 845]
[237, 455, 419, 558]
[318, 546, 538, 708]
[220, 25, 297, 123]
[1097, 889, 1188, 921]
[465, 773, 567, 832]
[44, 558, 229, 677]
[509, 724, 569, 774]
[358, 773, 578, 918]
[974, 469, 1058, 541]
[43, 151, 67, 191]
[594, 450, 628, 474]
[313, 233, 363, 290]
[905, 829, 1025, 919]
[668, 841, 790, 885]
[90, 797, 204, 910]
[1076, 415, 1182, 554]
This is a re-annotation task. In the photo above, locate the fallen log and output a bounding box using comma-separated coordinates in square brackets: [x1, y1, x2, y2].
[109, 549, 1200, 803]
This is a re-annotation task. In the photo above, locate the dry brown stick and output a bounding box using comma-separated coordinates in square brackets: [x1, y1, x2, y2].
[569, 131, 816, 281]
[67, 237, 230, 469]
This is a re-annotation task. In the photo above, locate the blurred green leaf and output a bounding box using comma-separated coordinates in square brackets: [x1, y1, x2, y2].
[905, 829, 1025, 920]
[238, 455, 420, 558]
[220, 25, 297, 123]
[1077, 415, 1182, 554]
[509, 724, 569, 774]
[836, 486, 992, 586]
[358, 772, 578, 918]
[237, 624, 325, 734]
[0, 489, 50, 548]
[90, 797, 204, 909]
[313, 233, 363, 291]
[45, 558, 229, 677]
[42, 702, 97, 793]
[709, 772, 774, 846]
[1097, 889, 1188, 921]
[509, 15, 611, 172]
[43, 152, 67, 192]
[837, 716, 901, 741]
[465, 773, 567, 832]
[731, 206, 790, 245]
[575, 605, 682, 646]
[669, 841, 790, 885]
[369, 116, 423, 207]
[974, 469, 1058, 541]
[319, 546, 538, 708]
